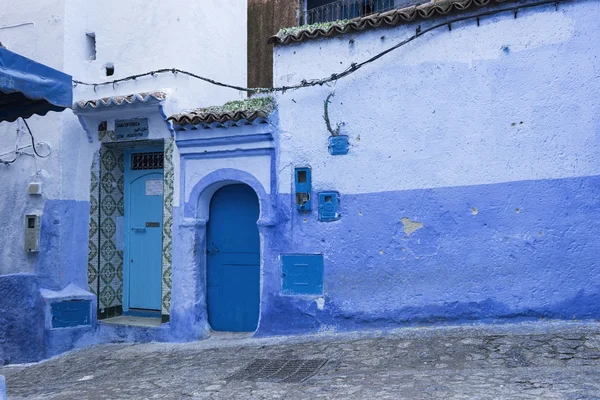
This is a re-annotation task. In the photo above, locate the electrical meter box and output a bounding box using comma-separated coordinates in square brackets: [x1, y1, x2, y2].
[24, 214, 41, 252]
[318, 191, 340, 222]
[294, 167, 312, 211]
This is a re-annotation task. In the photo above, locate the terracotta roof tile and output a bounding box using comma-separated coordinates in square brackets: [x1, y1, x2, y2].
[74, 91, 166, 110]
[168, 97, 274, 127]
[168, 110, 271, 125]
[269, 0, 512, 45]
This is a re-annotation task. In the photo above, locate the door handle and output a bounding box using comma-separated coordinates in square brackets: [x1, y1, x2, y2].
[132, 227, 146, 232]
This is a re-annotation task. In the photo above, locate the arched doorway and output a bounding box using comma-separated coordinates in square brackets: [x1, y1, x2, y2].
[206, 184, 260, 331]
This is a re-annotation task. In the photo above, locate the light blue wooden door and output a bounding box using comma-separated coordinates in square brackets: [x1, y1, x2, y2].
[207, 184, 260, 331]
[125, 151, 163, 311]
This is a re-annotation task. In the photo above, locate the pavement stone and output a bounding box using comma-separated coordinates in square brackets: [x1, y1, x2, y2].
[1, 322, 600, 399]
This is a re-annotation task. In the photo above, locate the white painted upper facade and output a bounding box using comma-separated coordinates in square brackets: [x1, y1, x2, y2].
[274, 1, 600, 195]
[0, 0, 248, 275]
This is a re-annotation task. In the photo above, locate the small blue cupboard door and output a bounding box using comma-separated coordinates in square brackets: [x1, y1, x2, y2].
[125, 151, 164, 311]
[207, 184, 260, 331]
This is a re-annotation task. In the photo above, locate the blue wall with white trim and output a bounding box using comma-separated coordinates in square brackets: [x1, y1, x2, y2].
[257, 175, 600, 335]
[262, 0, 600, 334]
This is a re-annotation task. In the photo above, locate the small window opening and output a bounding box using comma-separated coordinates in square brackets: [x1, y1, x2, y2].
[27, 217, 35, 228]
[85, 33, 96, 60]
[297, 170, 307, 183]
[324, 196, 333, 203]
[104, 63, 114, 76]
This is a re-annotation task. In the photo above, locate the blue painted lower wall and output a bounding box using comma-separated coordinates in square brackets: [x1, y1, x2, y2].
[256, 175, 600, 335]
[1, 200, 92, 365]
[0, 274, 45, 365]
[5, 175, 600, 363]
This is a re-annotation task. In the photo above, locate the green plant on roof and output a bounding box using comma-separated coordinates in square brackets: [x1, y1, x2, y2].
[277, 20, 350, 38]
[194, 96, 274, 115]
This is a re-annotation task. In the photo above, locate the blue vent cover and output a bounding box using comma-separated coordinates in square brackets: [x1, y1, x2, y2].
[281, 254, 324, 295]
[51, 300, 92, 328]
[328, 135, 349, 155]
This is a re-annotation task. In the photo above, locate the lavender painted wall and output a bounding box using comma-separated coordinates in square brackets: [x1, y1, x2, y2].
[259, 0, 600, 334]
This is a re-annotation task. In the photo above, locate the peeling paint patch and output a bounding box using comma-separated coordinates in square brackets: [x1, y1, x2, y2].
[400, 217, 424, 236]
[316, 297, 325, 310]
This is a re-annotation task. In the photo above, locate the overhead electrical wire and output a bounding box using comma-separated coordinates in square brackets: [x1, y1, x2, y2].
[72, 0, 568, 94]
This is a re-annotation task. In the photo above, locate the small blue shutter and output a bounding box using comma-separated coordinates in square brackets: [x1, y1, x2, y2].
[51, 300, 92, 328]
[281, 254, 324, 295]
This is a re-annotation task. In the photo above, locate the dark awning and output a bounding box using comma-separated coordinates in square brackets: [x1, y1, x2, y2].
[0, 47, 72, 123]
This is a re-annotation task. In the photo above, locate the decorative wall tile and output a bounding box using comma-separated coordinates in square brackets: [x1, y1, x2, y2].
[98, 146, 125, 310]
[100, 218, 116, 239]
[90, 195, 98, 215]
[88, 151, 100, 296]
[161, 138, 174, 315]
[100, 285, 116, 307]
[101, 172, 116, 194]
[98, 130, 115, 143]
[101, 148, 116, 170]
[101, 196, 116, 217]
[100, 262, 116, 284]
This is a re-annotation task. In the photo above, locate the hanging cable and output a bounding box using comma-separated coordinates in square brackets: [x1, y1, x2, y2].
[71, 0, 567, 94]
[0, 144, 18, 165]
[21, 118, 51, 158]
[0, 122, 21, 165]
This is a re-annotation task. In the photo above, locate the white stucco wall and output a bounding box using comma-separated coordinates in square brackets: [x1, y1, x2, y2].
[0, 0, 67, 275]
[64, 0, 249, 203]
[0, 0, 249, 277]
[66, 0, 248, 111]
[273, 1, 600, 195]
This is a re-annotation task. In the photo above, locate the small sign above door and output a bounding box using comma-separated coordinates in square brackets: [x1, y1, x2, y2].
[145, 179, 164, 196]
[115, 118, 149, 141]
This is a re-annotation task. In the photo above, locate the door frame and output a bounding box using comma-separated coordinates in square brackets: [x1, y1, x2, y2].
[123, 146, 165, 312]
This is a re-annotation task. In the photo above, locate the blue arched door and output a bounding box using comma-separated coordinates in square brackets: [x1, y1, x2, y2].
[206, 184, 260, 331]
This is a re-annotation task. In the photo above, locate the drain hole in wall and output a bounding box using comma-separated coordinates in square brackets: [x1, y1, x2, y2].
[104, 63, 114, 76]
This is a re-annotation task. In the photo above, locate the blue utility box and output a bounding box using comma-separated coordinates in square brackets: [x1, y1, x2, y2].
[50, 300, 92, 328]
[328, 135, 349, 155]
[294, 167, 312, 211]
[281, 254, 324, 295]
[318, 191, 340, 222]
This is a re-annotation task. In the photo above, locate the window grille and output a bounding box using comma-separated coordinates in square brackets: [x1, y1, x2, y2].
[131, 152, 164, 170]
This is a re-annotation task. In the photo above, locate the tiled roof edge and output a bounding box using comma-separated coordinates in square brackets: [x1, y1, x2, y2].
[268, 0, 513, 45]
[168, 110, 271, 126]
[73, 91, 167, 111]
[168, 97, 275, 126]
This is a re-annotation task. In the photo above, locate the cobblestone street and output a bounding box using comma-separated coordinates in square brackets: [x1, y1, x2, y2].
[2, 322, 600, 399]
